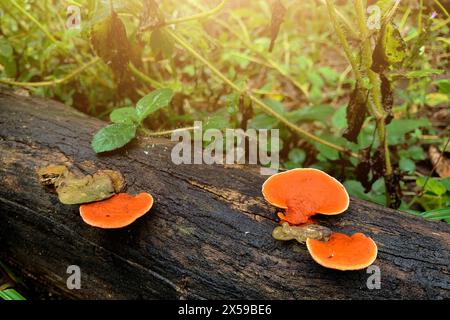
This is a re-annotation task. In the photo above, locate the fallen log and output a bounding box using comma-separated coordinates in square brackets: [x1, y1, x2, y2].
[0, 87, 449, 299]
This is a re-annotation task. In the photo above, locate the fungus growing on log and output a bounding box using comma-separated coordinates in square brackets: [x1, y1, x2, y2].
[306, 233, 378, 271]
[262, 168, 349, 225]
[79, 192, 154, 229]
[37, 165, 125, 205]
[272, 222, 332, 243]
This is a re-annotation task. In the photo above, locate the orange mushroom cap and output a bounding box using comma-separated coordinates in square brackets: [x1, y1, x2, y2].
[306, 232, 378, 271]
[79, 192, 154, 229]
[262, 168, 349, 225]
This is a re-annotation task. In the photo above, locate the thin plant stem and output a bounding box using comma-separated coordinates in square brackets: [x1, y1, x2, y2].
[0, 58, 100, 87]
[129, 63, 163, 89]
[325, 0, 362, 81]
[407, 137, 450, 208]
[164, 28, 358, 157]
[10, 0, 58, 43]
[161, 0, 227, 28]
[109, 0, 114, 14]
[418, 0, 423, 36]
[218, 22, 309, 98]
[434, 0, 450, 17]
[140, 126, 198, 137]
[354, 0, 393, 205]
[188, 0, 310, 98]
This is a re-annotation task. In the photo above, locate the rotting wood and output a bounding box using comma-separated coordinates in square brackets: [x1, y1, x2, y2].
[0, 87, 449, 299]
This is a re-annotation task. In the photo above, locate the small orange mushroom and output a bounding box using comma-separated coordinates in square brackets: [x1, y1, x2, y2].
[262, 168, 349, 225]
[306, 232, 378, 271]
[79, 192, 154, 229]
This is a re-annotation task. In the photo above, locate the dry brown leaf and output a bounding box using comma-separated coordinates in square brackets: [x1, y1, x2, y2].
[37, 165, 69, 186]
[429, 145, 450, 178]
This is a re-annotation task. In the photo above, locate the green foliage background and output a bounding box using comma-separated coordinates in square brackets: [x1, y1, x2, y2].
[0, 0, 449, 216]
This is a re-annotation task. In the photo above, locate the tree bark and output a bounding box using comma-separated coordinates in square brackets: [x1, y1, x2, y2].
[0, 87, 449, 300]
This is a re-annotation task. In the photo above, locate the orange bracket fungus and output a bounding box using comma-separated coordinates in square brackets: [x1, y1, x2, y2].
[272, 222, 332, 243]
[262, 168, 349, 225]
[79, 192, 154, 229]
[306, 232, 378, 271]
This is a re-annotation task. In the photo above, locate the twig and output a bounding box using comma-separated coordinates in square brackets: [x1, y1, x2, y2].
[141, 0, 227, 31]
[10, 0, 58, 43]
[318, 0, 359, 39]
[109, 0, 114, 14]
[325, 0, 362, 81]
[354, 0, 392, 205]
[0, 58, 100, 87]
[129, 63, 163, 89]
[218, 22, 310, 98]
[189, 1, 309, 98]
[140, 126, 198, 137]
[164, 28, 358, 157]
[407, 137, 450, 208]
[434, 0, 450, 17]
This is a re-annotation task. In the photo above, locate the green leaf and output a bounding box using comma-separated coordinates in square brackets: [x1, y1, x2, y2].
[416, 177, 447, 196]
[313, 134, 347, 161]
[436, 79, 450, 94]
[372, 178, 386, 194]
[399, 146, 426, 161]
[296, 55, 312, 70]
[398, 69, 444, 79]
[343, 180, 385, 205]
[421, 208, 450, 221]
[263, 99, 285, 114]
[204, 112, 231, 131]
[372, 23, 406, 72]
[0, 39, 17, 77]
[110, 107, 138, 124]
[399, 157, 416, 174]
[307, 71, 324, 89]
[332, 105, 347, 130]
[0, 289, 26, 300]
[318, 66, 339, 83]
[92, 123, 136, 153]
[260, 135, 283, 153]
[416, 194, 446, 211]
[373, 0, 396, 15]
[425, 93, 449, 107]
[288, 148, 306, 164]
[381, 23, 407, 64]
[136, 88, 174, 121]
[441, 177, 450, 191]
[386, 118, 431, 145]
[315, 143, 339, 161]
[248, 113, 278, 129]
[150, 29, 174, 59]
[287, 105, 334, 122]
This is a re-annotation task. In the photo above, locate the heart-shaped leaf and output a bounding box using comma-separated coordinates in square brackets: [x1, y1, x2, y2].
[110, 107, 138, 124]
[136, 88, 174, 121]
[92, 123, 137, 153]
